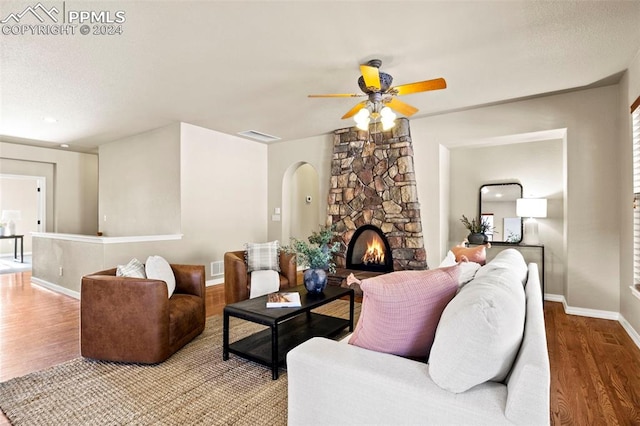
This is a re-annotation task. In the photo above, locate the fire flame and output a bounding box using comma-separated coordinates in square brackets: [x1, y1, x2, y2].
[362, 235, 385, 265]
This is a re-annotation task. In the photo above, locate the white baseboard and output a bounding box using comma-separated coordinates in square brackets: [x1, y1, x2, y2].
[31, 277, 80, 300]
[619, 314, 640, 349]
[0, 251, 33, 258]
[545, 293, 639, 350]
[563, 304, 620, 321]
[544, 293, 564, 303]
[206, 278, 223, 287]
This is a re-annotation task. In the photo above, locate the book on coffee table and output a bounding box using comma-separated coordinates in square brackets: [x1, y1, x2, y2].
[266, 292, 301, 308]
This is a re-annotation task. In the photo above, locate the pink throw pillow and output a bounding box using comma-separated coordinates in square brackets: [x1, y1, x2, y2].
[348, 266, 460, 358]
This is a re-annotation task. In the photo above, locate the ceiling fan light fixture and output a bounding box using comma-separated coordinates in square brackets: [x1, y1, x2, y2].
[308, 59, 445, 125]
[354, 107, 372, 130]
[355, 116, 370, 131]
[381, 119, 395, 131]
[380, 106, 395, 119]
[355, 108, 370, 119]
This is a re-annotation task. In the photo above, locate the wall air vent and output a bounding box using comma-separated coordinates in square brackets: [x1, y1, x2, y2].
[237, 130, 281, 143]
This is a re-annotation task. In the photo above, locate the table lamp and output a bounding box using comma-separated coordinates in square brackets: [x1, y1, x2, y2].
[516, 199, 547, 245]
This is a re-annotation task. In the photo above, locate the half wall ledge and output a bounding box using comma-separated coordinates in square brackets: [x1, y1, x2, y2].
[31, 233, 184, 296]
[31, 232, 183, 244]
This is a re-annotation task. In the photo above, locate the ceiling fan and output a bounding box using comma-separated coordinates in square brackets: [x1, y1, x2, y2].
[308, 59, 446, 128]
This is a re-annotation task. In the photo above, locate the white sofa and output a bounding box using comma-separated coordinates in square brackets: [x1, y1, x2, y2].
[287, 249, 550, 425]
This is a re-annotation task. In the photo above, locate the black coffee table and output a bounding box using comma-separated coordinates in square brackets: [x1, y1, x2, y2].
[223, 285, 354, 379]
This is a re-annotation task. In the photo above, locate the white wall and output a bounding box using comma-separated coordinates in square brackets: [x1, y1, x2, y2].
[179, 122, 268, 269]
[449, 140, 564, 295]
[411, 85, 620, 312]
[0, 142, 97, 235]
[620, 48, 640, 335]
[99, 123, 181, 236]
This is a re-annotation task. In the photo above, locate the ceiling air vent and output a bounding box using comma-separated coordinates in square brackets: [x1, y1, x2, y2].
[237, 130, 281, 143]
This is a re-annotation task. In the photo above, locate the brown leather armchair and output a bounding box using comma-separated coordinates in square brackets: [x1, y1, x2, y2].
[81, 264, 206, 364]
[224, 250, 297, 304]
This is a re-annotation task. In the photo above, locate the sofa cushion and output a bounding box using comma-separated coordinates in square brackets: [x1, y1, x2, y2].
[348, 266, 460, 358]
[428, 251, 527, 393]
[145, 255, 176, 297]
[245, 240, 281, 272]
[116, 258, 146, 278]
[474, 248, 528, 285]
[451, 245, 487, 265]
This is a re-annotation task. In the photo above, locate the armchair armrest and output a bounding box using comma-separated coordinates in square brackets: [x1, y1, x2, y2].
[81, 275, 170, 363]
[171, 264, 205, 298]
[224, 251, 249, 304]
[279, 251, 297, 288]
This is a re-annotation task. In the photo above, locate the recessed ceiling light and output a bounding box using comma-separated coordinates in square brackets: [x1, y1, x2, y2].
[60, 143, 69, 148]
[43, 117, 57, 123]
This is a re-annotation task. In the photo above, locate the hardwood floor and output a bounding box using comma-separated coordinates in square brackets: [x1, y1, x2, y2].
[545, 301, 640, 425]
[1, 271, 640, 425]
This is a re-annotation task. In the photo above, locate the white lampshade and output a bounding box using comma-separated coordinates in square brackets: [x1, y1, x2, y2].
[516, 198, 547, 218]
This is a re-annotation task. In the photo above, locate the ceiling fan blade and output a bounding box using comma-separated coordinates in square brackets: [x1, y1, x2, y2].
[385, 98, 419, 117]
[308, 93, 365, 98]
[392, 78, 447, 96]
[360, 64, 381, 91]
[341, 101, 367, 119]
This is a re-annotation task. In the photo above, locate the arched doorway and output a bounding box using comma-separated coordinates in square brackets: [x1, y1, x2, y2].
[282, 162, 320, 243]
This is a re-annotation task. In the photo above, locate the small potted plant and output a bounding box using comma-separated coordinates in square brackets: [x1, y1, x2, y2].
[460, 214, 493, 244]
[285, 225, 341, 294]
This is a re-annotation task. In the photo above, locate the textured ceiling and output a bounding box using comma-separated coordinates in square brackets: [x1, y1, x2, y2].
[1, 1, 640, 153]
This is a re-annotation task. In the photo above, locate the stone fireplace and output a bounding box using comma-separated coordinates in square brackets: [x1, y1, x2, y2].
[327, 118, 427, 271]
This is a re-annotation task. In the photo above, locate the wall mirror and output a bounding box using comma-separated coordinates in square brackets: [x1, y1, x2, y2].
[479, 183, 523, 244]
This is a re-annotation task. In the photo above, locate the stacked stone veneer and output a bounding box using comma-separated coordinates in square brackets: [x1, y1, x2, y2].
[327, 118, 427, 270]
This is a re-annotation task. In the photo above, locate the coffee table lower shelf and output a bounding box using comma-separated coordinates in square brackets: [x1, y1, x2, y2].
[227, 312, 349, 375]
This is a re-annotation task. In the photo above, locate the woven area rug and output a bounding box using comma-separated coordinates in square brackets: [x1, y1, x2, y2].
[0, 299, 358, 425]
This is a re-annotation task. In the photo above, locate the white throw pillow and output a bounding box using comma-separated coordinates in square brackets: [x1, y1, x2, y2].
[116, 258, 146, 278]
[457, 261, 481, 288]
[250, 270, 280, 298]
[438, 250, 456, 267]
[145, 255, 176, 297]
[428, 259, 526, 393]
[438, 250, 480, 288]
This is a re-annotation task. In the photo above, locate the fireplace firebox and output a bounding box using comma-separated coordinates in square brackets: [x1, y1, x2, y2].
[346, 225, 393, 273]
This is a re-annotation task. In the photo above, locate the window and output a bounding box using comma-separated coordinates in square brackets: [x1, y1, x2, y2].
[633, 96, 640, 290]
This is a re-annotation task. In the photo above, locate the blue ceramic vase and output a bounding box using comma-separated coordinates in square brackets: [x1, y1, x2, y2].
[303, 268, 328, 294]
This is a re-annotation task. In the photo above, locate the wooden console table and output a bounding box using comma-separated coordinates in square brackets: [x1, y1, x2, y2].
[0, 235, 24, 263]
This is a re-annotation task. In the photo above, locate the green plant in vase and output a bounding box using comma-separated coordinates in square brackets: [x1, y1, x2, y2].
[460, 214, 494, 244]
[285, 225, 341, 294]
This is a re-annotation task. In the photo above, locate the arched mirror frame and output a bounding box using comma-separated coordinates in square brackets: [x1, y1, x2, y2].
[478, 182, 523, 244]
